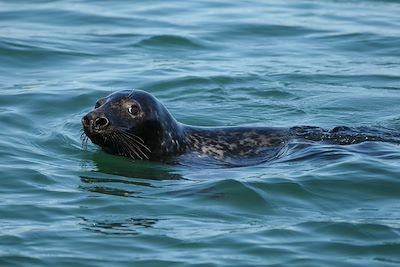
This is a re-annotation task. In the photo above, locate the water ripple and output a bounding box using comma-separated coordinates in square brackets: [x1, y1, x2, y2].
[1, 0, 400, 266]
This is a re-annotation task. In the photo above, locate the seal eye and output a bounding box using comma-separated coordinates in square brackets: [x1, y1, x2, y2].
[95, 100, 104, 109]
[128, 104, 140, 116]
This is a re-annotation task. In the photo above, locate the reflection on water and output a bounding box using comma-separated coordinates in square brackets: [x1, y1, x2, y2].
[79, 152, 184, 198]
[87, 151, 183, 180]
[80, 176, 155, 188]
[79, 216, 158, 235]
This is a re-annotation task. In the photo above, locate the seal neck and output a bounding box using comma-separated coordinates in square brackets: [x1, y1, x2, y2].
[158, 120, 186, 156]
[136, 112, 186, 160]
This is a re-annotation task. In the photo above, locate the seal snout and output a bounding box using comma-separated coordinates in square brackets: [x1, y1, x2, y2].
[82, 112, 110, 132]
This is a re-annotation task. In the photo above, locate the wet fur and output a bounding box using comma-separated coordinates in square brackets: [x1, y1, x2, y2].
[82, 90, 400, 164]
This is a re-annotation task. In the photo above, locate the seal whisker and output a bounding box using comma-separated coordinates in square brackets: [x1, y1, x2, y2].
[84, 136, 89, 149]
[119, 139, 137, 160]
[80, 132, 89, 149]
[118, 131, 152, 153]
[120, 137, 143, 160]
[127, 89, 135, 98]
[117, 133, 148, 160]
[130, 148, 143, 160]
[110, 133, 123, 156]
[119, 131, 150, 149]
[120, 134, 150, 159]
[119, 129, 146, 144]
[112, 132, 136, 158]
[131, 133, 145, 144]
[132, 144, 149, 160]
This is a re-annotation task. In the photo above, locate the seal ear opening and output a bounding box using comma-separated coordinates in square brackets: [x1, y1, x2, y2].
[94, 98, 106, 108]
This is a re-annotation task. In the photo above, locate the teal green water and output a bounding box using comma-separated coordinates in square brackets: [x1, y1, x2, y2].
[1, 1, 400, 266]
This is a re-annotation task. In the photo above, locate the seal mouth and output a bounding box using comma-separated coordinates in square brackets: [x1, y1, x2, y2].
[81, 126, 107, 147]
[81, 123, 152, 160]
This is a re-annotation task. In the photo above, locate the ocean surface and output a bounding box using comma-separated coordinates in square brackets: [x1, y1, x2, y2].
[1, 0, 400, 266]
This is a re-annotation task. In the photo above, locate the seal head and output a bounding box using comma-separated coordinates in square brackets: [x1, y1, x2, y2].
[82, 90, 185, 161]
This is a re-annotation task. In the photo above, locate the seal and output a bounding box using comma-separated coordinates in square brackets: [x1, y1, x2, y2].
[81, 90, 290, 164]
[81, 90, 400, 165]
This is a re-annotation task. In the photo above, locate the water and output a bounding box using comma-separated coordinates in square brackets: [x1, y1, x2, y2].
[1, 0, 400, 266]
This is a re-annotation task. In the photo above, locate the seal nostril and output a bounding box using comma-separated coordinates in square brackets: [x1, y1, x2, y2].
[94, 117, 109, 128]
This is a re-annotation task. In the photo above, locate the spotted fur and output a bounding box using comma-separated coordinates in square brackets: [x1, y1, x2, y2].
[82, 90, 400, 165]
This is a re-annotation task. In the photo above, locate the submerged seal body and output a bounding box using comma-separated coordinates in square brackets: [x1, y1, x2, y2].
[82, 90, 399, 165]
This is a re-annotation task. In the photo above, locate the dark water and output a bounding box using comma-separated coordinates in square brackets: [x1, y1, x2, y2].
[1, 0, 400, 266]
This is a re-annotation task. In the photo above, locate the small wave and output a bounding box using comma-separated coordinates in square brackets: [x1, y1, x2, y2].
[135, 35, 207, 49]
[0, 39, 94, 65]
[214, 23, 326, 39]
[312, 32, 400, 55]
